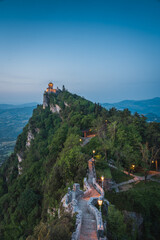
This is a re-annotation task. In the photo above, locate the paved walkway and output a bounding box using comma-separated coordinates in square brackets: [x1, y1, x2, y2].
[81, 136, 95, 147]
[109, 163, 160, 192]
[78, 159, 100, 240]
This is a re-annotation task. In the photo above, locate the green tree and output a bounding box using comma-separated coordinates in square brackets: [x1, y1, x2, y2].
[107, 205, 127, 240]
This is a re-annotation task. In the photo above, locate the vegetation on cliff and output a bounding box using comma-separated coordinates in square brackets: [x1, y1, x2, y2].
[0, 89, 160, 239]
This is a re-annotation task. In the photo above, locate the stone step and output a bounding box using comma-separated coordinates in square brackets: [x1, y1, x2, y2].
[78, 160, 100, 240]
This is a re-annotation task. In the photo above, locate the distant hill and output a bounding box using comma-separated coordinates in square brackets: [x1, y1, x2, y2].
[0, 102, 38, 109]
[101, 97, 160, 122]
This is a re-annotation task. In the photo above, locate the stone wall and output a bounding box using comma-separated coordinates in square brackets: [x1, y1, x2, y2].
[92, 178, 104, 198]
[61, 184, 83, 213]
[61, 184, 83, 240]
[83, 177, 92, 197]
[89, 161, 108, 239]
[87, 197, 104, 238]
[71, 206, 82, 240]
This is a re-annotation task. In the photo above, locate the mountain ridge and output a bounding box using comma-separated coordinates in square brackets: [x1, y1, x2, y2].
[101, 97, 160, 122]
[0, 102, 38, 110]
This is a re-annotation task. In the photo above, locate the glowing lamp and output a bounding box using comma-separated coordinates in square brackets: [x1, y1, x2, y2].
[101, 176, 104, 182]
[98, 197, 103, 208]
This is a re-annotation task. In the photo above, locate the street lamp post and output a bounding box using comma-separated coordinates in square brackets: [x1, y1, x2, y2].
[130, 164, 135, 173]
[93, 150, 96, 158]
[155, 160, 158, 171]
[101, 176, 104, 189]
[151, 160, 158, 171]
[98, 197, 103, 212]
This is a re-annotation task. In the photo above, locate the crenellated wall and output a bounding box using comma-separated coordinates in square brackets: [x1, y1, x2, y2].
[61, 183, 83, 213]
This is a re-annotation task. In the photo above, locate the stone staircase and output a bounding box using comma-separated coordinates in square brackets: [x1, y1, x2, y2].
[62, 158, 108, 240]
[78, 199, 98, 240]
[78, 159, 105, 240]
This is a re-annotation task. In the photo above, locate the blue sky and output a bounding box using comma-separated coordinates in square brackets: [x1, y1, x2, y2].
[0, 0, 160, 104]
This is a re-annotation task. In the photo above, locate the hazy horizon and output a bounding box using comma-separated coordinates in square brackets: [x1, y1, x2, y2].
[0, 0, 160, 104]
[0, 94, 159, 105]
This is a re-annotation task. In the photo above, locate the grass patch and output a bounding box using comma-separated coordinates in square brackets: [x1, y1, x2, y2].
[152, 174, 160, 180]
[110, 168, 133, 184]
[95, 159, 112, 178]
[105, 180, 160, 213]
[134, 172, 144, 177]
[96, 167, 112, 179]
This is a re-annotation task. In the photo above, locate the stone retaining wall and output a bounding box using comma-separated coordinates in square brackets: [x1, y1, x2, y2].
[83, 177, 92, 196]
[71, 208, 82, 240]
[92, 178, 104, 198]
[87, 197, 104, 238]
[61, 184, 83, 240]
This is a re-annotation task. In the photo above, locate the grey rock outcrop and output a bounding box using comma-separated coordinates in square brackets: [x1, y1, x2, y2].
[43, 93, 49, 109]
[26, 130, 34, 148]
[17, 153, 23, 175]
[50, 104, 61, 114]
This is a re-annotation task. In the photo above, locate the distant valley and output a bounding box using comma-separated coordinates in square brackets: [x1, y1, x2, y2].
[0, 103, 37, 164]
[101, 97, 160, 122]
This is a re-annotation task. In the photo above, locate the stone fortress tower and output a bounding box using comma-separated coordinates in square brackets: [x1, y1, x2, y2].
[45, 82, 57, 93]
[43, 82, 61, 109]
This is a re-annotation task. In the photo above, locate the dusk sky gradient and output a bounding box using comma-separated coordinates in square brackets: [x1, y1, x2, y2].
[0, 0, 160, 104]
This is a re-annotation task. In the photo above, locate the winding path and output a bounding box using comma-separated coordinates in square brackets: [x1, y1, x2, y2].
[109, 163, 160, 192]
[78, 160, 100, 240]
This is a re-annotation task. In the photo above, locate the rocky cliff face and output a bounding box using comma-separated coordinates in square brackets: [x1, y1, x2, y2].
[64, 101, 69, 107]
[16, 127, 40, 175]
[26, 129, 35, 148]
[50, 104, 61, 113]
[43, 93, 49, 109]
[43, 90, 68, 114]
[17, 152, 23, 175]
[43, 88, 62, 110]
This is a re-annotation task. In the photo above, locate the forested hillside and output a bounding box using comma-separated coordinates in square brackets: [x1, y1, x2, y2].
[0, 89, 160, 240]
